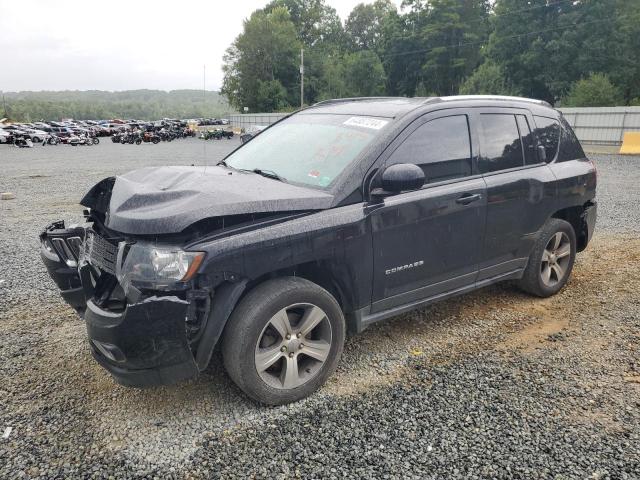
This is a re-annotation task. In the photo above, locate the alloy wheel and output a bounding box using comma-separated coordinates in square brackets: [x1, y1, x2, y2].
[540, 231, 571, 287]
[254, 303, 332, 390]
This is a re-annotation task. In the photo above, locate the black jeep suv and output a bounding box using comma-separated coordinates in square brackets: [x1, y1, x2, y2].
[40, 96, 597, 405]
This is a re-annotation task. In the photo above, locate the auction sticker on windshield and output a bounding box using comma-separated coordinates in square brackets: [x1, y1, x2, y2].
[343, 116, 389, 130]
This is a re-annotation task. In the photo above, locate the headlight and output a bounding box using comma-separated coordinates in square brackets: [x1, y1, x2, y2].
[116, 242, 205, 293]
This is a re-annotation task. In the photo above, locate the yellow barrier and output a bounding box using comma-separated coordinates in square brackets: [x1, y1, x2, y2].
[619, 132, 640, 155]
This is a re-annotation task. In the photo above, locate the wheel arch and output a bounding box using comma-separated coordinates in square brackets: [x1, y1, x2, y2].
[196, 262, 356, 371]
[242, 261, 354, 314]
[550, 202, 593, 252]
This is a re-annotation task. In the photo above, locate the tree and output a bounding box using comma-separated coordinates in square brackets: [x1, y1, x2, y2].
[344, 51, 387, 97]
[221, 7, 301, 111]
[608, 1, 640, 104]
[319, 51, 386, 100]
[484, 0, 636, 104]
[459, 61, 520, 95]
[379, 0, 490, 97]
[562, 73, 623, 107]
[2, 90, 229, 121]
[264, 0, 344, 49]
[345, 0, 396, 51]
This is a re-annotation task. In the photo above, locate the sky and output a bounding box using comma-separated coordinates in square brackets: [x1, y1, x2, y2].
[0, 0, 400, 93]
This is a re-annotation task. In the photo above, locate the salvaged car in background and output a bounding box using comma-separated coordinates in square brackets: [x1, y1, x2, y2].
[40, 96, 597, 405]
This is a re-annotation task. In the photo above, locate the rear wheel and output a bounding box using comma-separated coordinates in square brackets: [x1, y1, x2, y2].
[222, 277, 345, 405]
[518, 218, 576, 297]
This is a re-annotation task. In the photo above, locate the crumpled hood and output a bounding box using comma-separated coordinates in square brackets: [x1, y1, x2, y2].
[83, 166, 334, 235]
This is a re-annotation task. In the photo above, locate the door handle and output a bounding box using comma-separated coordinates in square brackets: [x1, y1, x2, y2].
[456, 193, 481, 205]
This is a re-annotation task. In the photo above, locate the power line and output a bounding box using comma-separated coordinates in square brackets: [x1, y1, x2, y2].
[378, 15, 622, 60]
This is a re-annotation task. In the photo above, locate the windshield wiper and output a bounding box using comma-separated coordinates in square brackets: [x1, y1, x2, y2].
[217, 162, 287, 183]
[250, 168, 287, 183]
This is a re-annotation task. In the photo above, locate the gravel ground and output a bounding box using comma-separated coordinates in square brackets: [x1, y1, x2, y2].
[0, 142, 639, 479]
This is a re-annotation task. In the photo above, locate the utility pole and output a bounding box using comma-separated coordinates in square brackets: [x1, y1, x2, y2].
[300, 48, 304, 108]
[203, 64, 206, 105]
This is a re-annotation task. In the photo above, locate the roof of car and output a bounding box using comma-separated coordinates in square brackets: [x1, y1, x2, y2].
[307, 95, 552, 118]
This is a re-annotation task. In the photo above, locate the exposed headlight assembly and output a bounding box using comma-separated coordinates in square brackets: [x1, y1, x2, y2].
[116, 242, 205, 293]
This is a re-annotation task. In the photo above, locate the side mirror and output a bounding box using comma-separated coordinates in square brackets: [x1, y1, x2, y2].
[371, 163, 425, 199]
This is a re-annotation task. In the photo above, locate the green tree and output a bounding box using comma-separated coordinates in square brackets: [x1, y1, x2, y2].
[379, 0, 490, 97]
[344, 51, 387, 97]
[459, 61, 520, 95]
[485, 0, 637, 103]
[264, 0, 344, 49]
[345, 0, 396, 51]
[262, 0, 346, 105]
[3, 90, 229, 121]
[319, 51, 386, 99]
[221, 7, 301, 111]
[562, 73, 623, 107]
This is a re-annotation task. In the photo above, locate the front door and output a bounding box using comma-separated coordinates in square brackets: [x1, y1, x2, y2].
[369, 111, 487, 313]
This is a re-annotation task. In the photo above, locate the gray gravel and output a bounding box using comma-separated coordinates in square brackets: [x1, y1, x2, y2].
[1, 142, 639, 479]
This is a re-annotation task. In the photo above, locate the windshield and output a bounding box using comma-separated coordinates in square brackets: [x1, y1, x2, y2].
[224, 113, 388, 189]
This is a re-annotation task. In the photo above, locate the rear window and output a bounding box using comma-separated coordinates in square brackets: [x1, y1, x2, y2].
[558, 115, 585, 162]
[478, 114, 524, 173]
[516, 114, 538, 165]
[533, 115, 560, 162]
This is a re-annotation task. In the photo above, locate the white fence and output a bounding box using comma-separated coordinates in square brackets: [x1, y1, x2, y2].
[228, 113, 287, 131]
[558, 107, 640, 146]
[229, 106, 640, 146]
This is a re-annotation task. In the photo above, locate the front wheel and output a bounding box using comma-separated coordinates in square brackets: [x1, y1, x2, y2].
[518, 218, 576, 297]
[222, 277, 345, 405]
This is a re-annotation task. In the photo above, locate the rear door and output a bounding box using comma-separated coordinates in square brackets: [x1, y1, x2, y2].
[474, 108, 556, 281]
[369, 109, 487, 312]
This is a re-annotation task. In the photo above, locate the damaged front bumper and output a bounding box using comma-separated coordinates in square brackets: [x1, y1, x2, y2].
[39, 221, 206, 387]
[40, 221, 87, 314]
[86, 296, 199, 387]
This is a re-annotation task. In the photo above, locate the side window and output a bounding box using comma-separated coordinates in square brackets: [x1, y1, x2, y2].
[388, 115, 472, 184]
[533, 115, 560, 162]
[478, 114, 524, 173]
[557, 115, 585, 162]
[516, 114, 538, 165]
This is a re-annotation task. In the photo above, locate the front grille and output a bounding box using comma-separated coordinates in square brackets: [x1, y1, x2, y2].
[84, 231, 118, 275]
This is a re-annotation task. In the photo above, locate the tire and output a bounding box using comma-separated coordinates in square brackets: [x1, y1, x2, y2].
[93, 138, 100, 145]
[222, 277, 345, 405]
[135, 139, 142, 145]
[152, 138, 160, 144]
[518, 218, 576, 297]
[32, 136, 41, 143]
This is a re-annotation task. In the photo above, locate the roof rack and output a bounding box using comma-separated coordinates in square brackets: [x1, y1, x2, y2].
[438, 95, 552, 107]
[312, 97, 429, 107]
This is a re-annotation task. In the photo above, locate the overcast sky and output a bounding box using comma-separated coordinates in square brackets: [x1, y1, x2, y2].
[0, 0, 400, 93]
